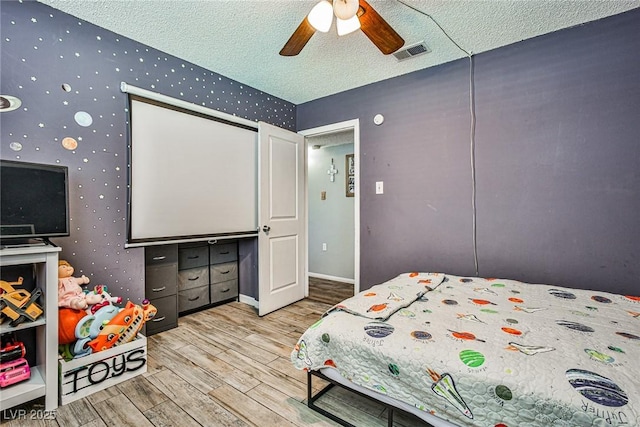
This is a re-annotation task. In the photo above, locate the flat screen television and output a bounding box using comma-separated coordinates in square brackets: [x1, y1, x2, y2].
[0, 160, 70, 243]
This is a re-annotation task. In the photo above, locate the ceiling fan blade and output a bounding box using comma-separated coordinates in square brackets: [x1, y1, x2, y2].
[357, 0, 404, 54]
[280, 17, 316, 56]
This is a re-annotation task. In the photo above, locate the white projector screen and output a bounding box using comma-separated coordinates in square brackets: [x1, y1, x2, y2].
[127, 96, 258, 245]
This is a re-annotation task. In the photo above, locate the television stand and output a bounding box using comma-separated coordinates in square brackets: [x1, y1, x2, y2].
[0, 244, 61, 411]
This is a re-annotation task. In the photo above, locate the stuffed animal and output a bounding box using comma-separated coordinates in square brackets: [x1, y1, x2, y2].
[58, 307, 87, 345]
[86, 284, 122, 314]
[88, 300, 157, 352]
[58, 260, 102, 310]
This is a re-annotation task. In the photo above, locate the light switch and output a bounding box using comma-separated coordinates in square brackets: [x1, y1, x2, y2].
[321, 191, 326, 200]
[376, 181, 384, 194]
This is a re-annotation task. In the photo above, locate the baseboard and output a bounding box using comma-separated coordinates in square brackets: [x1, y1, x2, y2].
[239, 294, 259, 309]
[308, 272, 355, 285]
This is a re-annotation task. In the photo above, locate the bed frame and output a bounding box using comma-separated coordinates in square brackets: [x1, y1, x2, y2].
[307, 370, 397, 427]
[306, 368, 461, 427]
[306, 369, 444, 427]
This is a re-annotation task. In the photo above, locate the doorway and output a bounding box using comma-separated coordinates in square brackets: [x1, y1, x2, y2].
[300, 119, 360, 297]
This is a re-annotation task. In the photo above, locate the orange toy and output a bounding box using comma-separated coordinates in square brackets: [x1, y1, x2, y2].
[58, 308, 88, 345]
[88, 300, 156, 353]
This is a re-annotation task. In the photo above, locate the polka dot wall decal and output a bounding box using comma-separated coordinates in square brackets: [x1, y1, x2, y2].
[0, 95, 22, 112]
[4, 0, 294, 315]
[74, 111, 93, 127]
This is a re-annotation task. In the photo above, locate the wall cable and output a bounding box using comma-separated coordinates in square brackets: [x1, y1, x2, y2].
[396, 0, 479, 276]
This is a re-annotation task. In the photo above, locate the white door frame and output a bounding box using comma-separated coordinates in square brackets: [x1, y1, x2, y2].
[299, 119, 360, 296]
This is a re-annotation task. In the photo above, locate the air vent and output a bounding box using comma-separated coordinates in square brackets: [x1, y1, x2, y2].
[393, 41, 431, 62]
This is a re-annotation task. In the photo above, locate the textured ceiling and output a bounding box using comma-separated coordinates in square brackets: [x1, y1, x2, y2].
[38, 0, 639, 104]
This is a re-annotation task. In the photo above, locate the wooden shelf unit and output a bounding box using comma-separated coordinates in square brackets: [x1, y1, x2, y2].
[0, 244, 60, 411]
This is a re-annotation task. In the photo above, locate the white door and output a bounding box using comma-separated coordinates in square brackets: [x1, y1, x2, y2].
[258, 122, 306, 316]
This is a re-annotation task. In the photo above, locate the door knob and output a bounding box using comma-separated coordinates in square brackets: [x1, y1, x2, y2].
[262, 225, 271, 233]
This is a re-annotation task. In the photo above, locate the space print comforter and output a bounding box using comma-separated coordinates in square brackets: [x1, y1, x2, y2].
[291, 273, 640, 427]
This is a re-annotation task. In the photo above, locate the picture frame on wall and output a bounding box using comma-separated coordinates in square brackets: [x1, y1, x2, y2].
[346, 154, 354, 197]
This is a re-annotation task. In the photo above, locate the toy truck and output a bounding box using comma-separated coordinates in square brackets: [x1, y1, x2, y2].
[0, 277, 44, 327]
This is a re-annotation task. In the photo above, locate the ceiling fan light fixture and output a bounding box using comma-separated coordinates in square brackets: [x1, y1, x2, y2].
[308, 0, 334, 33]
[336, 16, 361, 36]
[333, 0, 360, 20]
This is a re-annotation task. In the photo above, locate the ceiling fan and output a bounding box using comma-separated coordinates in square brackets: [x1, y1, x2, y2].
[280, 0, 405, 56]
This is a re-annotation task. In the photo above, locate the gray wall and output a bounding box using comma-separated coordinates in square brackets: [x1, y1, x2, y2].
[307, 140, 355, 280]
[1, 1, 295, 303]
[297, 9, 640, 296]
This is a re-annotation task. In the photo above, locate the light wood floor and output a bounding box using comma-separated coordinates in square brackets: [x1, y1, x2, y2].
[1, 278, 427, 427]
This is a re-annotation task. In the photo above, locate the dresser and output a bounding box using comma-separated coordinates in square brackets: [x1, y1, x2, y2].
[178, 241, 238, 314]
[144, 240, 239, 336]
[144, 244, 179, 335]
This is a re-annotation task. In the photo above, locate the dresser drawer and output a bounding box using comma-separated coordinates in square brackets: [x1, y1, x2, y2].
[210, 280, 238, 303]
[146, 295, 178, 335]
[145, 263, 178, 298]
[178, 266, 209, 292]
[178, 245, 209, 269]
[178, 285, 209, 313]
[210, 262, 238, 284]
[209, 242, 238, 264]
[145, 244, 178, 265]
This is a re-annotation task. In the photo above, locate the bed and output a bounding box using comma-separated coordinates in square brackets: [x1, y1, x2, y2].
[291, 272, 640, 427]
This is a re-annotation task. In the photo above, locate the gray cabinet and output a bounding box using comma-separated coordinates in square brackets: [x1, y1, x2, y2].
[177, 241, 239, 314]
[209, 242, 239, 303]
[144, 245, 178, 335]
[178, 243, 210, 313]
[145, 241, 240, 336]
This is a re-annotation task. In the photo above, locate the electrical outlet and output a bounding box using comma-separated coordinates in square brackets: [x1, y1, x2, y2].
[376, 181, 384, 194]
[322, 243, 327, 251]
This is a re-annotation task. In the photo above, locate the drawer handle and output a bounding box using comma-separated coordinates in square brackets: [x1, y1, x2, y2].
[220, 270, 230, 274]
[219, 251, 230, 255]
[221, 288, 230, 293]
[151, 316, 166, 322]
[187, 255, 200, 259]
[152, 286, 167, 292]
[188, 296, 200, 301]
[152, 256, 166, 261]
[188, 276, 200, 281]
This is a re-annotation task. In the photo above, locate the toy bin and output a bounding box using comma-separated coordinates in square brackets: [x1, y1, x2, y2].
[58, 334, 147, 405]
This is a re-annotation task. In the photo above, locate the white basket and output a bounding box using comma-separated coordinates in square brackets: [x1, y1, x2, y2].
[58, 334, 147, 405]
